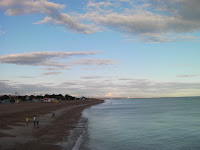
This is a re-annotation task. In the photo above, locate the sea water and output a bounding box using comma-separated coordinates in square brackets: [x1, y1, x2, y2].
[77, 97, 200, 150]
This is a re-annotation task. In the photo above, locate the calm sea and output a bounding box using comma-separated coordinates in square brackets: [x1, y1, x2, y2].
[73, 97, 200, 150]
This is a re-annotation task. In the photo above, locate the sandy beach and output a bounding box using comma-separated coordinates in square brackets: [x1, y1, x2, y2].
[0, 100, 103, 150]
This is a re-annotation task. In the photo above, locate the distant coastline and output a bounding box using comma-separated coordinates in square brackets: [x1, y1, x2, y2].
[98, 96, 200, 99]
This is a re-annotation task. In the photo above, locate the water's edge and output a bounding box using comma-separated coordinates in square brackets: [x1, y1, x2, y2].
[56, 100, 104, 150]
[57, 117, 87, 150]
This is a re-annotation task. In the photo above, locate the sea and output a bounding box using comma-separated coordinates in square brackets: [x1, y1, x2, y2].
[62, 97, 200, 150]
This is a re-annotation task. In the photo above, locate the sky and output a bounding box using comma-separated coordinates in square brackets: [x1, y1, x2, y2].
[1, 0, 200, 98]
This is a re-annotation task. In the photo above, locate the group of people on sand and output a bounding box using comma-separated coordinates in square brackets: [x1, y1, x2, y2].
[33, 116, 39, 127]
[25, 116, 39, 127]
[25, 112, 56, 127]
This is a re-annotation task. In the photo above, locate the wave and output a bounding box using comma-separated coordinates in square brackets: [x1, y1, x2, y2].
[72, 128, 85, 150]
[57, 117, 87, 150]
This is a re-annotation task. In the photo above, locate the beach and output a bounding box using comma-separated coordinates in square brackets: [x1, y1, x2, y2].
[0, 100, 103, 150]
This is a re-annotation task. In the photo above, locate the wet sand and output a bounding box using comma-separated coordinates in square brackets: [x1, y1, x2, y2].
[0, 100, 103, 150]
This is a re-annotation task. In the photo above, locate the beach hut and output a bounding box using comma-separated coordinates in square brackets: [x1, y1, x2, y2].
[15, 99, 21, 103]
[2, 100, 10, 103]
[51, 99, 59, 103]
[44, 98, 51, 102]
[32, 99, 40, 102]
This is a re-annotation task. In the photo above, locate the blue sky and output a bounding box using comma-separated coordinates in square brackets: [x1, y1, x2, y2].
[1, 0, 200, 97]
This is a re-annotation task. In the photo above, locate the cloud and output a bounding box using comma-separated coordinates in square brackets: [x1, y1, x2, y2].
[105, 92, 113, 97]
[126, 34, 199, 43]
[0, 51, 100, 68]
[43, 67, 71, 71]
[70, 58, 115, 66]
[0, 80, 10, 82]
[76, 0, 200, 42]
[153, 0, 200, 21]
[1, 0, 200, 42]
[19, 76, 36, 78]
[2, 78, 200, 97]
[0, 0, 21, 9]
[0, 0, 97, 34]
[118, 78, 135, 81]
[42, 71, 61, 75]
[80, 76, 109, 79]
[82, 11, 199, 42]
[0, 51, 115, 74]
[87, 1, 112, 12]
[5, 0, 65, 15]
[177, 74, 199, 78]
[88, 12, 168, 34]
[87, 2, 112, 8]
[0, 0, 65, 17]
[0, 80, 56, 95]
[33, 16, 52, 24]
[59, 78, 200, 97]
[34, 13, 99, 34]
[125, 34, 171, 43]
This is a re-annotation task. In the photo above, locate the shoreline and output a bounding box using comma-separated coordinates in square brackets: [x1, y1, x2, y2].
[0, 100, 104, 150]
[57, 116, 88, 150]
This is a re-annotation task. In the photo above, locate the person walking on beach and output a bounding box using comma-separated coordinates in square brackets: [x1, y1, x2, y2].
[26, 117, 29, 126]
[52, 112, 55, 118]
[33, 116, 36, 127]
[36, 119, 39, 127]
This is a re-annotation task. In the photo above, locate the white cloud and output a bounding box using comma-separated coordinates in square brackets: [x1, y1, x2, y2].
[119, 78, 136, 81]
[1, 0, 96, 34]
[80, 10, 200, 42]
[76, 0, 200, 42]
[105, 92, 113, 97]
[0, 0, 23, 9]
[1, 0, 200, 41]
[70, 58, 115, 66]
[50, 13, 98, 34]
[80, 76, 109, 79]
[59, 78, 200, 97]
[34, 14, 99, 34]
[0, 80, 55, 95]
[87, 1, 112, 8]
[0, 51, 115, 70]
[33, 16, 52, 24]
[3, 0, 65, 15]
[19, 76, 36, 78]
[177, 74, 199, 78]
[125, 33, 171, 43]
[43, 67, 71, 71]
[126, 34, 199, 43]
[0, 51, 99, 68]
[42, 71, 61, 76]
[178, 35, 198, 40]
[87, 1, 112, 12]
[2, 78, 200, 97]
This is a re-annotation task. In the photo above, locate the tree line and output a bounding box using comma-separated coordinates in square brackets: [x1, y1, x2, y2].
[0, 94, 81, 103]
